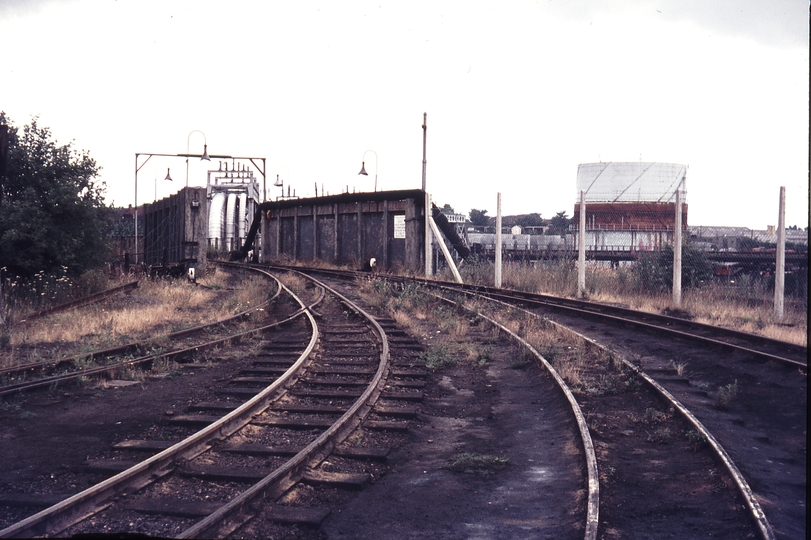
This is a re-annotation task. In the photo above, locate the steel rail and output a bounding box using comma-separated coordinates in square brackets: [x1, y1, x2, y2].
[18, 281, 140, 322]
[0, 269, 282, 384]
[0, 270, 321, 539]
[0, 304, 304, 396]
[178, 268, 391, 539]
[428, 291, 599, 540]
[442, 287, 776, 540]
[276, 265, 806, 367]
[459, 286, 807, 368]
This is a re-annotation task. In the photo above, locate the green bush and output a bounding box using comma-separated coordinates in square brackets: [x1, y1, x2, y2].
[633, 243, 713, 293]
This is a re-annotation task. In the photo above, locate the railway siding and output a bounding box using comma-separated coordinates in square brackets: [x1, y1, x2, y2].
[2, 264, 805, 538]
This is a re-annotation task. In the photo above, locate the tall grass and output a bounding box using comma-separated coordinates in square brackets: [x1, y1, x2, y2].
[445, 259, 807, 346]
[0, 269, 270, 369]
[1, 267, 110, 324]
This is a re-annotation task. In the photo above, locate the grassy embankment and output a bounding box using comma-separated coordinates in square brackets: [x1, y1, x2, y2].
[0, 268, 268, 370]
[445, 259, 807, 347]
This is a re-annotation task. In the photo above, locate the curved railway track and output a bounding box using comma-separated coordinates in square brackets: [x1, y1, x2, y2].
[1, 263, 804, 538]
[284, 265, 806, 367]
[296, 266, 804, 539]
[0, 268, 285, 396]
[0, 266, 400, 538]
[431, 287, 772, 538]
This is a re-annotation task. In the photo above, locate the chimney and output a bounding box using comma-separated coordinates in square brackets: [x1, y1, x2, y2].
[766, 225, 775, 235]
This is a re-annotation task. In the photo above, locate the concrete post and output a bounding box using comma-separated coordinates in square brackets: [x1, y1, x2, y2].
[774, 186, 786, 321]
[425, 193, 433, 277]
[672, 186, 683, 308]
[578, 190, 586, 297]
[422, 113, 432, 277]
[428, 216, 464, 284]
[495, 192, 502, 288]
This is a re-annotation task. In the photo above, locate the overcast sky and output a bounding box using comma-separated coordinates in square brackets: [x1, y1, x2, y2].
[2, 0, 808, 229]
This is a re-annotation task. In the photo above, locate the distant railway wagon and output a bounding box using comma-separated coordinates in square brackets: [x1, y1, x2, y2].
[142, 187, 208, 277]
[466, 233, 572, 256]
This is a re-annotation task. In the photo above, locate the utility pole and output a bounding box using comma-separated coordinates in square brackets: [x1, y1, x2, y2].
[774, 186, 786, 321]
[578, 190, 586, 297]
[672, 185, 683, 308]
[423, 113, 432, 277]
[495, 193, 503, 287]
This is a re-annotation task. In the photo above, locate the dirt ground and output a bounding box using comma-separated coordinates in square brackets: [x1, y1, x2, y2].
[319, 337, 586, 540]
[0, 279, 802, 539]
[0, 301, 587, 539]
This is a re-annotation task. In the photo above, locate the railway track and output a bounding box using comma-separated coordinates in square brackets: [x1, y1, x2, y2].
[461, 284, 806, 368]
[302, 267, 804, 539]
[284, 265, 807, 367]
[1, 263, 804, 538]
[515, 296, 806, 540]
[0, 267, 286, 396]
[0, 266, 416, 538]
[421, 276, 805, 539]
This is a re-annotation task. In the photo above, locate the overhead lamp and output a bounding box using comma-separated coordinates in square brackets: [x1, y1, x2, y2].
[164, 168, 173, 182]
[201, 144, 210, 161]
[359, 150, 377, 191]
[274, 174, 283, 187]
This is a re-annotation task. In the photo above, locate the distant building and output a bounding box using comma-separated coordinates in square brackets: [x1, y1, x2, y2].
[573, 162, 688, 251]
[689, 225, 808, 251]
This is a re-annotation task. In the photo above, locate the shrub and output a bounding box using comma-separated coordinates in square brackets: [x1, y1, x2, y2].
[633, 243, 713, 293]
[421, 345, 457, 371]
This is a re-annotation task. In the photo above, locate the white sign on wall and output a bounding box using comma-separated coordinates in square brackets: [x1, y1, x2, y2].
[393, 214, 406, 239]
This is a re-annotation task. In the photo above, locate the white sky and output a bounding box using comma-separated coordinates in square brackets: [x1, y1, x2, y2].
[2, 0, 808, 229]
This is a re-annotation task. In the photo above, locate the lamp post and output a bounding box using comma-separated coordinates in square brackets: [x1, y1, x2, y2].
[358, 150, 378, 192]
[186, 130, 210, 187]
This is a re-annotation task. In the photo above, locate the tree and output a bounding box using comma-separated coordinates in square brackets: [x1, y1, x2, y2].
[469, 208, 490, 227]
[440, 203, 455, 214]
[514, 213, 545, 228]
[547, 211, 570, 235]
[0, 113, 110, 278]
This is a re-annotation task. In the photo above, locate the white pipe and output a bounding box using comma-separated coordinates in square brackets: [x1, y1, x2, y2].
[425, 192, 433, 277]
[226, 192, 238, 251]
[238, 192, 248, 242]
[208, 192, 226, 248]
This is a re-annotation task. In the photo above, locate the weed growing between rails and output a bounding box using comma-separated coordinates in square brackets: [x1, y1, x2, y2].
[0, 269, 268, 370]
[356, 277, 497, 371]
[458, 296, 640, 398]
[445, 258, 807, 346]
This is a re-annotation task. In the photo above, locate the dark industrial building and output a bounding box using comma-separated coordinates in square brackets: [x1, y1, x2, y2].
[259, 189, 428, 272]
